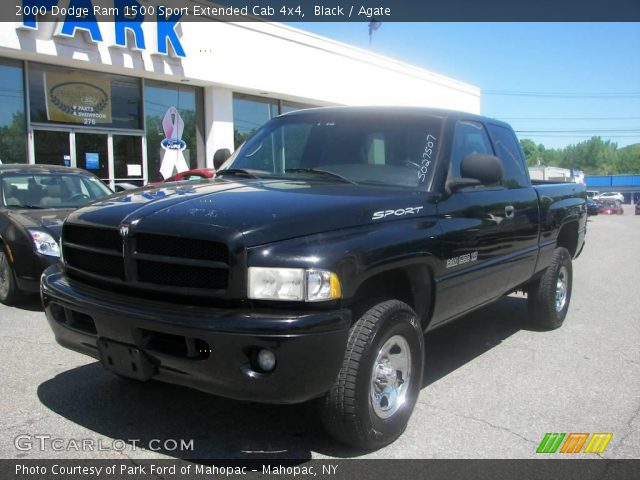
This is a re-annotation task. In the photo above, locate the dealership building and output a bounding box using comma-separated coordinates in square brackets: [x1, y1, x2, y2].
[0, 17, 480, 187]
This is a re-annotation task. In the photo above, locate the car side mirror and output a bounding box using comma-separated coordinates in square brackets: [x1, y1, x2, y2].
[213, 148, 231, 170]
[446, 154, 503, 194]
[460, 154, 503, 184]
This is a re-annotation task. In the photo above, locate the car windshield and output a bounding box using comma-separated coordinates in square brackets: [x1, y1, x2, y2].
[221, 111, 444, 189]
[1, 173, 112, 209]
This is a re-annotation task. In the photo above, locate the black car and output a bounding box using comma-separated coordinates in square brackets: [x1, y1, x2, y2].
[586, 198, 600, 216]
[0, 164, 112, 305]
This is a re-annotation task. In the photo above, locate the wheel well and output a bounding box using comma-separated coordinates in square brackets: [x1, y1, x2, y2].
[557, 222, 579, 257]
[348, 265, 432, 328]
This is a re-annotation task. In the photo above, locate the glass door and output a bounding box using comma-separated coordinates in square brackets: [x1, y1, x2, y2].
[33, 130, 71, 167]
[113, 134, 144, 188]
[75, 132, 109, 183]
[31, 129, 146, 189]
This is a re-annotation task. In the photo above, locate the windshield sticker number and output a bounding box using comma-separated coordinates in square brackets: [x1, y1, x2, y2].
[419, 134, 437, 184]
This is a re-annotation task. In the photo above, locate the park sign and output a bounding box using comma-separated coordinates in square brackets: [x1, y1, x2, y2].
[19, 0, 186, 57]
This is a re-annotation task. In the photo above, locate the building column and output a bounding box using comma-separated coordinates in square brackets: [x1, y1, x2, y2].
[204, 86, 234, 168]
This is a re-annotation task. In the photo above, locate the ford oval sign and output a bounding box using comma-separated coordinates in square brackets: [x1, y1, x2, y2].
[161, 138, 187, 151]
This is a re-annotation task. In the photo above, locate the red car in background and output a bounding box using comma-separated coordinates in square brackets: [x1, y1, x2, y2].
[148, 168, 216, 186]
[599, 200, 624, 215]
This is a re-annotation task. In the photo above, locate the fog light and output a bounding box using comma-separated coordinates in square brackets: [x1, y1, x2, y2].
[257, 349, 276, 372]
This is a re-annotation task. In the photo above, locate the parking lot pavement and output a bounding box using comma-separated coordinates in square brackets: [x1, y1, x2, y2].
[1, 210, 638, 461]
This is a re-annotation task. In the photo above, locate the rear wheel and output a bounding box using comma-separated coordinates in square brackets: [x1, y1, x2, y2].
[321, 300, 424, 450]
[528, 247, 573, 330]
[0, 246, 22, 306]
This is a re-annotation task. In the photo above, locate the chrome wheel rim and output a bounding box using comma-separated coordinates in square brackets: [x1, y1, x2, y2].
[370, 334, 412, 419]
[0, 251, 9, 300]
[555, 266, 569, 312]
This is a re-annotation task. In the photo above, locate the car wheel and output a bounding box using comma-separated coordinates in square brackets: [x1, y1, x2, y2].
[321, 300, 424, 450]
[527, 247, 573, 330]
[0, 246, 22, 306]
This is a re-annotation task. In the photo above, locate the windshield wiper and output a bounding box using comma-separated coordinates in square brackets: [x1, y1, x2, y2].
[284, 168, 357, 184]
[216, 169, 263, 179]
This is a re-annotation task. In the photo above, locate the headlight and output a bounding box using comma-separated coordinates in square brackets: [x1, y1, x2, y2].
[248, 267, 342, 302]
[28, 230, 60, 257]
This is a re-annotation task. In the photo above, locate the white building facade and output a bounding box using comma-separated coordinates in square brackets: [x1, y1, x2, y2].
[0, 17, 480, 187]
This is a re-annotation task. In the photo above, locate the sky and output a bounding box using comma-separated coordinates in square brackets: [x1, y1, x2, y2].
[289, 22, 640, 150]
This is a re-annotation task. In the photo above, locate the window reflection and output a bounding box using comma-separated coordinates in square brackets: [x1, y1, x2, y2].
[0, 59, 26, 164]
[145, 81, 201, 183]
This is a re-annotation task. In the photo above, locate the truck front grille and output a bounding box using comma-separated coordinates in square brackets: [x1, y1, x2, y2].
[63, 224, 231, 296]
[137, 260, 228, 290]
[64, 224, 121, 252]
[136, 233, 228, 263]
[65, 248, 125, 280]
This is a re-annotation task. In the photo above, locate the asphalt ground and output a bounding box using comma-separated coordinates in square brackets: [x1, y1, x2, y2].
[0, 208, 638, 461]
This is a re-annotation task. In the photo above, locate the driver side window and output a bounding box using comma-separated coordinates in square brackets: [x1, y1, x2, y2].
[449, 120, 494, 179]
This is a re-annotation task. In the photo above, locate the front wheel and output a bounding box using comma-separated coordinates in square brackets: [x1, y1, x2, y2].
[321, 300, 424, 450]
[528, 247, 573, 330]
[0, 246, 22, 306]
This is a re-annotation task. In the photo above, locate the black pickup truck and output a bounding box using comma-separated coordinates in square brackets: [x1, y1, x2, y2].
[42, 107, 586, 449]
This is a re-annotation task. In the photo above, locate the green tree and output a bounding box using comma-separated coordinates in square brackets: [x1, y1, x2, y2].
[520, 136, 640, 175]
[0, 112, 27, 164]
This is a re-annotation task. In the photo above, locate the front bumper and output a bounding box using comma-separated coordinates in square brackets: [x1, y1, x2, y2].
[41, 266, 351, 404]
[15, 254, 60, 293]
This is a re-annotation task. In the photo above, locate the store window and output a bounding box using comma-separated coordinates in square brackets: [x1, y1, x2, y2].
[145, 80, 203, 182]
[233, 94, 318, 149]
[0, 59, 27, 164]
[28, 63, 142, 130]
[281, 101, 315, 114]
[233, 94, 278, 148]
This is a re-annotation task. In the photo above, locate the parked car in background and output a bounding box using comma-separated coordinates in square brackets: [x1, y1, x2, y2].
[586, 190, 599, 199]
[147, 168, 216, 186]
[0, 164, 112, 304]
[599, 200, 624, 215]
[595, 191, 624, 203]
[586, 198, 600, 216]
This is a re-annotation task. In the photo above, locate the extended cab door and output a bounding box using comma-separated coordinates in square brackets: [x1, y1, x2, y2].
[431, 119, 539, 326]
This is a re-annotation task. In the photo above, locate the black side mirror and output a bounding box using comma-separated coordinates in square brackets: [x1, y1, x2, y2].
[461, 154, 503, 184]
[213, 148, 231, 170]
[446, 154, 503, 194]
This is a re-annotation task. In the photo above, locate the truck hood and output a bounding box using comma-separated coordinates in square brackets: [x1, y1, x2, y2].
[67, 179, 432, 246]
[7, 208, 75, 240]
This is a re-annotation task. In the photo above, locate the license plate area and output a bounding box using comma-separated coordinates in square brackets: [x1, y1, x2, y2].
[98, 338, 156, 381]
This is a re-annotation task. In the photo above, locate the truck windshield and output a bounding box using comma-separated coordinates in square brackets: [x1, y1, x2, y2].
[221, 111, 444, 189]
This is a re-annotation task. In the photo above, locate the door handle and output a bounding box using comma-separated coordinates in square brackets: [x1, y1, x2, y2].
[505, 205, 515, 219]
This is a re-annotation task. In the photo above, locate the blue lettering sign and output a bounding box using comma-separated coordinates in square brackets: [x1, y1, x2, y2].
[157, 12, 186, 57]
[114, 0, 145, 50]
[58, 0, 103, 43]
[21, 0, 58, 28]
[20, 0, 186, 57]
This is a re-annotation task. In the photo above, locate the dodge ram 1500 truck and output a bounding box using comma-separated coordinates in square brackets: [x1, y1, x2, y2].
[41, 107, 586, 449]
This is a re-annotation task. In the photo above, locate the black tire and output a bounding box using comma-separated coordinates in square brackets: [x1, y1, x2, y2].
[0, 246, 22, 306]
[321, 300, 424, 450]
[528, 247, 573, 330]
